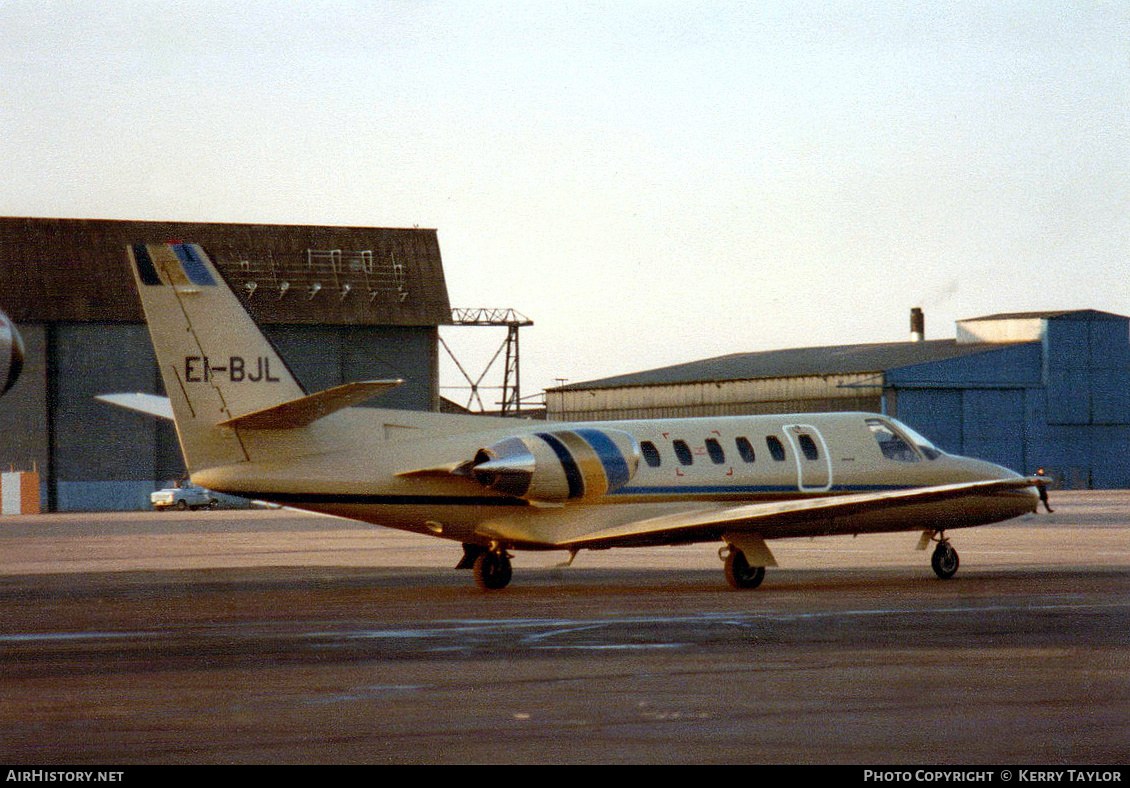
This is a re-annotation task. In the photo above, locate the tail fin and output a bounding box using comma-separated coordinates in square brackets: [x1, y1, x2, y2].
[128, 243, 306, 471]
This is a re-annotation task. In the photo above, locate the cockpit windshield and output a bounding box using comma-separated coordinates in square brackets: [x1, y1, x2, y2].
[866, 418, 944, 462]
[896, 421, 944, 460]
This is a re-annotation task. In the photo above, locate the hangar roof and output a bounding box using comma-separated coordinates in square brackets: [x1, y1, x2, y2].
[0, 217, 452, 326]
[555, 338, 1030, 391]
[960, 309, 1127, 322]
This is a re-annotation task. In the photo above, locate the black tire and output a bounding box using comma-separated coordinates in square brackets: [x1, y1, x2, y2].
[472, 551, 513, 591]
[931, 542, 960, 579]
[176, 499, 188, 510]
[724, 548, 766, 590]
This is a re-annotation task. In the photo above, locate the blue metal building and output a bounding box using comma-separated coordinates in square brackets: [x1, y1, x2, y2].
[547, 310, 1130, 489]
[889, 310, 1130, 489]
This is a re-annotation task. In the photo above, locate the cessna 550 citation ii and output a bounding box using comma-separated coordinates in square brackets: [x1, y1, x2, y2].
[119, 243, 1042, 591]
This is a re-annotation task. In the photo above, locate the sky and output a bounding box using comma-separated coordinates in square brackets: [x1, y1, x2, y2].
[2, 1, 1128, 408]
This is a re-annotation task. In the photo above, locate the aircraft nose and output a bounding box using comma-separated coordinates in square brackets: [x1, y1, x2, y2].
[965, 456, 1024, 481]
[965, 456, 1042, 507]
[0, 310, 24, 396]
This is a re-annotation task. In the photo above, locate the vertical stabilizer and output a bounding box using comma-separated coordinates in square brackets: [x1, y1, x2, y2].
[128, 243, 306, 471]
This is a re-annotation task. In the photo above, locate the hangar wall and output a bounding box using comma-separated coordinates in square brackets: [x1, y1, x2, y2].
[887, 342, 1044, 479]
[19, 322, 438, 512]
[0, 217, 451, 511]
[890, 312, 1130, 488]
[0, 324, 49, 485]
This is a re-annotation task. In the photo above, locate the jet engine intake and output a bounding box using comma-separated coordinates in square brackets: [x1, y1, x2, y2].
[0, 309, 24, 397]
[472, 428, 640, 502]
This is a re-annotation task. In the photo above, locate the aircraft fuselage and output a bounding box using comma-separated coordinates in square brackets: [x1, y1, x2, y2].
[191, 409, 1037, 551]
[123, 242, 1043, 590]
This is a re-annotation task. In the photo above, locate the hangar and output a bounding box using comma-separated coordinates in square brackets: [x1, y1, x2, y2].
[0, 217, 453, 511]
[546, 309, 1130, 489]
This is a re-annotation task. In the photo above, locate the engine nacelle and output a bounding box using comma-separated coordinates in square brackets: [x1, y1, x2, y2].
[472, 428, 641, 503]
[0, 309, 24, 397]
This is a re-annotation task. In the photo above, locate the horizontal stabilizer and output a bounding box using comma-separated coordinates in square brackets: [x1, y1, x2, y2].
[217, 379, 403, 430]
[96, 392, 175, 420]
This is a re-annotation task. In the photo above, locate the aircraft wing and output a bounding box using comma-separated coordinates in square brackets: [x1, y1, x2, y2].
[546, 477, 1040, 550]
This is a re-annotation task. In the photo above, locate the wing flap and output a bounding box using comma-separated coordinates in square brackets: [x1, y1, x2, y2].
[556, 477, 1039, 549]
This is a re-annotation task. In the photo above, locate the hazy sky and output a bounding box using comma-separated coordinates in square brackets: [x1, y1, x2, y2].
[2, 1, 1127, 406]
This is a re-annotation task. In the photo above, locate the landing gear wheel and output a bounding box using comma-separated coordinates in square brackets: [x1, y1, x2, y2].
[931, 540, 960, 580]
[472, 551, 513, 591]
[724, 548, 766, 590]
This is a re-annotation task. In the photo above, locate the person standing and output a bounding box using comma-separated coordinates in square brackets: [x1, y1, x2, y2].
[1035, 467, 1054, 513]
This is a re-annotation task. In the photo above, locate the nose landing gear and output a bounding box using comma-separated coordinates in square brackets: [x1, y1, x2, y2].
[930, 536, 960, 580]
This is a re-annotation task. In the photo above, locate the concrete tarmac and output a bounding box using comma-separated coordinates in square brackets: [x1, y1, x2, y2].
[0, 491, 1127, 765]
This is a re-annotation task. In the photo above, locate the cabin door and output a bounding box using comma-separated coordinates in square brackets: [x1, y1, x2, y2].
[783, 424, 833, 492]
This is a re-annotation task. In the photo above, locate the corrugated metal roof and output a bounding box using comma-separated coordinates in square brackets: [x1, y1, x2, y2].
[557, 339, 1028, 391]
[0, 217, 452, 326]
[961, 309, 1126, 322]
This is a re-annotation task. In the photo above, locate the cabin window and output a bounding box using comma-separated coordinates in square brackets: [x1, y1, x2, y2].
[705, 438, 725, 464]
[766, 435, 787, 462]
[641, 441, 662, 468]
[673, 440, 693, 466]
[797, 434, 820, 461]
[735, 437, 756, 463]
[866, 419, 920, 462]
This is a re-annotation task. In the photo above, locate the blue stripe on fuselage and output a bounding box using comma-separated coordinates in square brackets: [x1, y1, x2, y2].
[574, 428, 631, 491]
[536, 432, 584, 499]
[610, 483, 914, 496]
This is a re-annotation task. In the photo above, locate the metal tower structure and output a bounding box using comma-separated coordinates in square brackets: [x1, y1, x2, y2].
[442, 308, 534, 416]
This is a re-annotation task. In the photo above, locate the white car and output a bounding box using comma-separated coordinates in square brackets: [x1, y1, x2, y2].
[150, 483, 217, 511]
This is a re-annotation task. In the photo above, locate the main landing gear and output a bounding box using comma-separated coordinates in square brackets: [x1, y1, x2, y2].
[473, 550, 513, 590]
[458, 544, 514, 591]
[721, 545, 766, 590]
